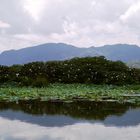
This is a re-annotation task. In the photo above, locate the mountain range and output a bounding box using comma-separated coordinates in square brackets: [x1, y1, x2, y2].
[0, 43, 140, 66]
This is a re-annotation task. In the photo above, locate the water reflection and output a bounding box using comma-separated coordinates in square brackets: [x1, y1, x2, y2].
[0, 101, 140, 127]
[0, 101, 140, 140]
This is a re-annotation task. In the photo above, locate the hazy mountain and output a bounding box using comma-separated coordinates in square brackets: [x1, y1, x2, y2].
[0, 43, 140, 65]
[127, 61, 140, 68]
[93, 44, 140, 62]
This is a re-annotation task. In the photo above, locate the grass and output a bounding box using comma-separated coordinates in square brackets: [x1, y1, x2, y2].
[0, 84, 140, 104]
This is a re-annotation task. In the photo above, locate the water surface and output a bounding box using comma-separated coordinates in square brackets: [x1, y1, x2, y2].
[0, 101, 140, 140]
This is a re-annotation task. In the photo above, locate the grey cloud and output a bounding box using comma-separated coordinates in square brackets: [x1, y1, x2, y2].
[0, 0, 140, 51]
[0, 0, 34, 34]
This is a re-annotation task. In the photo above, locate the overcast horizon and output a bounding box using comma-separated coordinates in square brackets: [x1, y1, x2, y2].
[0, 0, 140, 52]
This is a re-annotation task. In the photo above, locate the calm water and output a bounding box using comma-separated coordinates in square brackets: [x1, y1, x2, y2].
[0, 101, 140, 140]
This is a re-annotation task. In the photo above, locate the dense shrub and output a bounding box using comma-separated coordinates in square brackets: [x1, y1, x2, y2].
[32, 77, 49, 87]
[0, 56, 140, 86]
[0, 66, 11, 83]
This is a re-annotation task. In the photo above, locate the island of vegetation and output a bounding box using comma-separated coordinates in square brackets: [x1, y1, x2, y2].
[0, 56, 140, 104]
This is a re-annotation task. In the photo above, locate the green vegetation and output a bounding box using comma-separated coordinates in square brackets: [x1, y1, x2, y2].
[0, 57, 140, 104]
[0, 84, 140, 104]
[0, 57, 140, 86]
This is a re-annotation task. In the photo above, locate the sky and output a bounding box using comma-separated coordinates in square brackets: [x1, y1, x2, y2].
[0, 0, 140, 52]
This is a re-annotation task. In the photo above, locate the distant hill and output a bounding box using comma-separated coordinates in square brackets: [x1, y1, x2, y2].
[93, 44, 140, 62]
[0, 43, 99, 65]
[0, 43, 140, 65]
[127, 61, 140, 68]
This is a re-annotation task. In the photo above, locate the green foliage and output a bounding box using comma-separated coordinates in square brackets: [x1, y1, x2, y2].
[0, 66, 12, 83]
[19, 76, 33, 86]
[0, 56, 140, 86]
[0, 84, 140, 104]
[32, 77, 49, 87]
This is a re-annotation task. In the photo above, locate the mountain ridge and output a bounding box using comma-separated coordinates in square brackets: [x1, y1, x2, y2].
[0, 43, 140, 66]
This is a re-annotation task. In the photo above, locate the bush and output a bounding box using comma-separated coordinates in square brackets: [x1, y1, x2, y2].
[32, 77, 49, 87]
[19, 76, 33, 86]
[0, 57, 140, 86]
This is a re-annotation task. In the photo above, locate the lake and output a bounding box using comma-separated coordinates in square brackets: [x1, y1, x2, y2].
[0, 101, 140, 140]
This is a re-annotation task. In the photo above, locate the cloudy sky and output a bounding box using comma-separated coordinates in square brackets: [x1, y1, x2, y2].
[0, 0, 140, 52]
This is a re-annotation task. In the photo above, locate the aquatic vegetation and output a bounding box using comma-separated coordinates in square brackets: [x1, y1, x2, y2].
[0, 84, 140, 104]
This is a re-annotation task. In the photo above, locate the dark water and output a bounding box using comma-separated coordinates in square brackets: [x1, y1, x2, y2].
[0, 101, 140, 140]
